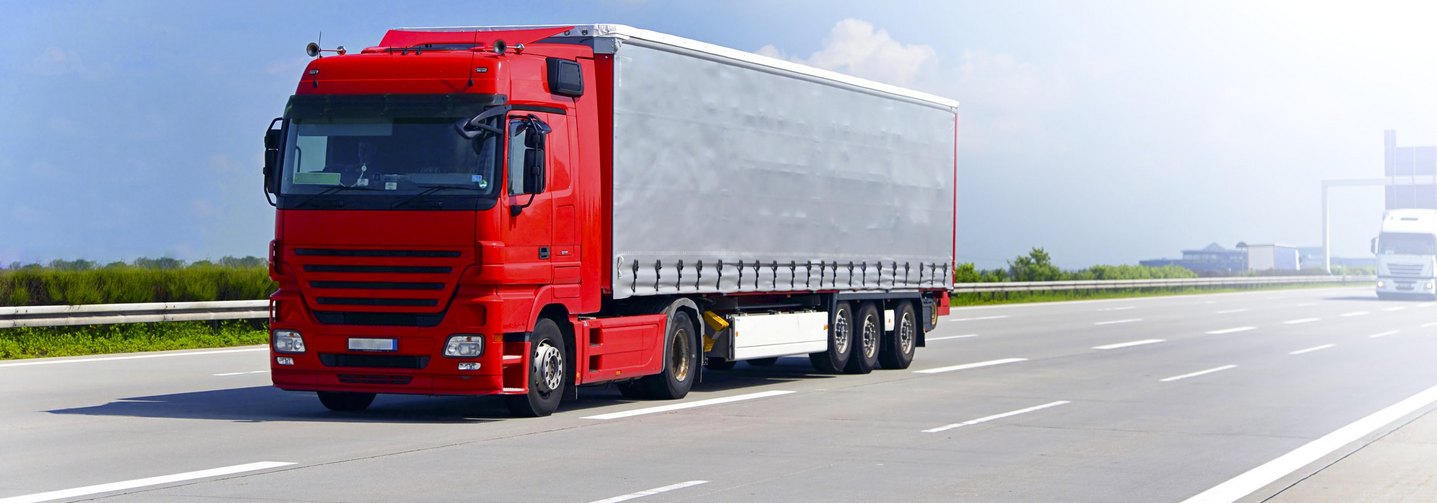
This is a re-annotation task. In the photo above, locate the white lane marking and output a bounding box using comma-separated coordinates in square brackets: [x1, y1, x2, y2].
[1383, 306, 1408, 312]
[952, 315, 1010, 322]
[0, 461, 295, 503]
[583, 390, 794, 420]
[951, 286, 1366, 312]
[1283, 318, 1321, 325]
[1339, 311, 1370, 317]
[927, 334, 979, 341]
[213, 370, 269, 376]
[1368, 330, 1400, 339]
[913, 358, 1028, 375]
[1098, 306, 1136, 312]
[1423, 321, 1437, 328]
[1290, 344, 1336, 355]
[1160, 364, 1238, 382]
[1092, 339, 1165, 350]
[1418, 303, 1434, 308]
[922, 401, 1070, 433]
[588, 481, 709, 503]
[1207, 326, 1256, 335]
[1216, 309, 1249, 314]
[1181, 383, 1437, 503]
[1094, 318, 1142, 326]
[0, 347, 267, 369]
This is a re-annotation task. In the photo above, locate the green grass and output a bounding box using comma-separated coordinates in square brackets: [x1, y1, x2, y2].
[0, 321, 268, 360]
[0, 264, 274, 306]
[951, 282, 1373, 306]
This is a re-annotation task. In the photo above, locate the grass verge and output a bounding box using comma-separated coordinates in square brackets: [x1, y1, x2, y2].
[0, 321, 267, 360]
[951, 282, 1373, 306]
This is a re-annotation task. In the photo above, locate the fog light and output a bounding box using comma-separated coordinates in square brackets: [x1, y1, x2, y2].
[276, 356, 294, 366]
[444, 335, 484, 358]
[272, 330, 306, 354]
[458, 362, 481, 371]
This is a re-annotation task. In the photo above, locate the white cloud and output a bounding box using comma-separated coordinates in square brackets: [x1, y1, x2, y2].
[757, 19, 936, 86]
[29, 47, 81, 76]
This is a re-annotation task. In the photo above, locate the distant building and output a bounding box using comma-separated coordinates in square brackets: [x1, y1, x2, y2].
[1244, 244, 1300, 271]
[1140, 242, 1247, 274]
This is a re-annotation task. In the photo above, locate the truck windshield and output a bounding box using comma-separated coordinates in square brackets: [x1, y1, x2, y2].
[277, 94, 504, 210]
[1379, 232, 1437, 255]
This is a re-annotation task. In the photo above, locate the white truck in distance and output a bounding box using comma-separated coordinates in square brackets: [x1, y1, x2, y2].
[1373, 209, 1437, 300]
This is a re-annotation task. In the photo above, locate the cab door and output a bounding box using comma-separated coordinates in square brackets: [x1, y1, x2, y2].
[502, 114, 557, 286]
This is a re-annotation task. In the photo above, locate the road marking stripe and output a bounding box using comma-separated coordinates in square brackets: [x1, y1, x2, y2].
[1339, 311, 1369, 317]
[1423, 321, 1437, 328]
[1160, 365, 1237, 382]
[926, 334, 979, 341]
[1094, 318, 1142, 326]
[1206, 326, 1256, 335]
[0, 461, 294, 503]
[1383, 306, 1407, 312]
[1216, 309, 1248, 314]
[588, 481, 709, 503]
[1093, 339, 1165, 350]
[1098, 306, 1136, 312]
[1290, 344, 1336, 355]
[913, 358, 1027, 374]
[1283, 318, 1321, 325]
[952, 315, 1009, 322]
[922, 401, 1070, 433]
[1181, 383, 1437, 503]
[213, 370, 269, 376]
[1368, 330, 1400, 339]
[583, 390, 794, 420]
[0, 347, 268, 369]
[1419, 303, 1435, 308]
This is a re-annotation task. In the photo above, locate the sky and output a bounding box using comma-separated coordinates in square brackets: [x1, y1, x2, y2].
[3, 0, 1435, 268]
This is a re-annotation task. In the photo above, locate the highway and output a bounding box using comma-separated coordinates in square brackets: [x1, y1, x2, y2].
[2, 286, 1435, 502]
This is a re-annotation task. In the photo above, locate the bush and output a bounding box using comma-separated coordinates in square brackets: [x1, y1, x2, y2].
[0, 257, 274, 306]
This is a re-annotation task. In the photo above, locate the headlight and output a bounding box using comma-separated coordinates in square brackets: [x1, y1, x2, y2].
[272, 329, 306, 354]
[444, 335, 484, 358]
[1377, 280, 1385, 288]
[1427, 282, 1434, 290]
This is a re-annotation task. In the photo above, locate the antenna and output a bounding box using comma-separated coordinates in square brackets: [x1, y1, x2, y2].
[466, 31, 478, 87]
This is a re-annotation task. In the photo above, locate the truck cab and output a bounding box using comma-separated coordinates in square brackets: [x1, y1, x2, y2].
[1373, 209, 1437, 300]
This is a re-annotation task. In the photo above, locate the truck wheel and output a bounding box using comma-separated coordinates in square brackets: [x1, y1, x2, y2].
[844, 302, 880, 374]
[809, 301, 853, 373]
[317, 391, 375, 412]
[706, 357, 736, 370]
[879, 302, 918, 369]
[505, 318, 567, 417]
[747, 357, 779, 367]
[632, 310, 699, 400]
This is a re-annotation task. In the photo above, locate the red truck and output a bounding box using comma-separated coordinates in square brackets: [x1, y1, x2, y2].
[263, 24, 957, 416]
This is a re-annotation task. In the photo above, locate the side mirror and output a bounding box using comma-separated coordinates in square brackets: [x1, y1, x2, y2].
[522, 147, 546, 194]
[1371, 237, 1378, 255]
[263, 118, 283, 196]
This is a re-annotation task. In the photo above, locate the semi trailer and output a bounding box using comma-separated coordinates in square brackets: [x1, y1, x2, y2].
[262, 24, 958, 416]
[1373, 209, 1437, 300]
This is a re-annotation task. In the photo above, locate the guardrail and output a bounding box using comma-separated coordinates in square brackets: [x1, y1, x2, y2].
[952, 275, 1374, 294]
[0, 300, 268, 329]
[0, 276, 1375, 328]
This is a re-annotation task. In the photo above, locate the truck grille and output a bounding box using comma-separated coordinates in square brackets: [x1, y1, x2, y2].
[289, 247, 469, 320]
[1388, 263, 1426, 277]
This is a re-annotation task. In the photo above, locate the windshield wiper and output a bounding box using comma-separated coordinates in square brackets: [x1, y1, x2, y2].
[391, 183, 487, 209]
[295, 184, 383, 209]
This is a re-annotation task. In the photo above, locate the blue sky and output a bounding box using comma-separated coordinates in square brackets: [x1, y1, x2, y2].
[4, 1, 1434, 268]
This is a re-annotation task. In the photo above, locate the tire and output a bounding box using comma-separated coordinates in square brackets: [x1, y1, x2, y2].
[706, 357, 736, 370]
[879, 302, 918, 369]
[505, 318, 567, 417]
[631, 310, 699, 400]
[809, 301, 853, 373]
[317, 391, 375, 412]
[747, 357, 779, 367]
[844, 302, 880, 374]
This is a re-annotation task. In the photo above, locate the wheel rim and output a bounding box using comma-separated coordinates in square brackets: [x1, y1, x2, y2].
[833, 308, 850, 354]
[861, 314, 879, 358]
[671, 327, 692, 382]
[534, 341, 563, 395]
[899, 311, 916, 354]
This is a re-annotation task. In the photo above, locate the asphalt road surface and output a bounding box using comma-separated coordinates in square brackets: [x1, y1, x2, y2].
[3, 286, 1436, 502]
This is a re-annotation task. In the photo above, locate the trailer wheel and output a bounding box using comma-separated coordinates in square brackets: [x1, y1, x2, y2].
[747, 357, 779, 367]
[879, 302, 918, 369]
[317, 391, 375, 412]
[706, 357, 736, 370]
[505, 318, 566, 417]
[844, 302, 880, 374]
[631, 310, 698, 400]
[809, 301, 853, 373]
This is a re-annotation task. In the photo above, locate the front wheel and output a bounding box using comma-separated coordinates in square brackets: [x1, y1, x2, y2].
[317, 391, 375, 412]
[505, 318, 567, 417]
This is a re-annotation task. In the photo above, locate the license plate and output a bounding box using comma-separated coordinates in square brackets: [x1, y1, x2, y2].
[348, 338, 397, 352]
